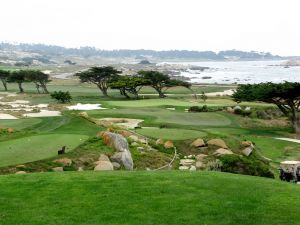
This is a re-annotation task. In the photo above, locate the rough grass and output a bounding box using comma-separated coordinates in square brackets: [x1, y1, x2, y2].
[0, 134, 88, 167]
[0, 171, 299, 225]
[136, 127, 206, 140]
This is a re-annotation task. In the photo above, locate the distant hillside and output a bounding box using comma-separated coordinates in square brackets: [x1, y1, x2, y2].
[0, 42, 282, 61]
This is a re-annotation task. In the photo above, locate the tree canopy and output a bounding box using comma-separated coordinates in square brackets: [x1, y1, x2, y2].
[0, 69, 10, 91]
[75, 66, 121, 96]
[109, 76, 148, 99]
[232, 82, 300, 133]
[7, 70, 28, 93]
[138, 70, 191, 98]
[24, 70, 51, 93]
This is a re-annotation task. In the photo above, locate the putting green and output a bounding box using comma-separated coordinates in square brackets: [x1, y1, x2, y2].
[0, 134, 88, 167]
[136, 127, 206, 140]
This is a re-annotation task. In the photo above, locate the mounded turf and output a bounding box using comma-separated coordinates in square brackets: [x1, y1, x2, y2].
[137, 127, 206, 140]
[0, 171, 299, 225]
[0, 134, 88, 167]
[0, 118, 42, 130]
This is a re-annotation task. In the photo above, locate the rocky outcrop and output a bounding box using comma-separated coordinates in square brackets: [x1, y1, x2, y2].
[214, 148, 233, 156]
[53, 158, 72, 166]
[15, 171, 26, 174]
[94, 161, 114, 171]
[99, 131, 133, 170]
[190, 138, 205, 147]
[164, 140, 174, 149]
[52, 167, 64, 172]
[207, 139, 228, 149]
[155, 139, 164, 145]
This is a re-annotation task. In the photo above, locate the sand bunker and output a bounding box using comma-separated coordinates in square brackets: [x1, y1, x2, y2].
[275, 137, 300, 144]
[98, 118, 143, 129]
[23, 110, 61, 118]
[204, 89, 235, 97]
[0, 113, 18, 119]
[67, 103, 106, 110]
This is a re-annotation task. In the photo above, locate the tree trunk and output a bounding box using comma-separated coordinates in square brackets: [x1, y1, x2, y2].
[1, 79, 7, 91]
[155, 87, 166, 98]
[41, 83, 49, 93]
[18, 82, 24, 93]
[35, 83, 40, 94]
[290, 104, 300, 134]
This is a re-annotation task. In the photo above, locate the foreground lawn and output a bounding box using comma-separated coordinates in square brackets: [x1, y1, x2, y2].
[0, 171, 299, 225]
[0, 134, 88, 167]
[136, 127, 206, 140]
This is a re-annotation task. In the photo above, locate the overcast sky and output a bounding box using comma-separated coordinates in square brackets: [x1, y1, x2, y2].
[1, 0, 299, 56]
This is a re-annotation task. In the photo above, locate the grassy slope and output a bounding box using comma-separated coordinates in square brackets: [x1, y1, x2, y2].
[0, 134, 88, 167]
[0, 171, 299, 225]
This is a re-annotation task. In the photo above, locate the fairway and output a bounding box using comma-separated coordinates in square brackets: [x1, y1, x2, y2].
[0, 134, 88, 167]
[137, 127, 206, 140]
[89, 108, 233, 127]
[0, 118, 42, 130]
[0, 171, 299, 225]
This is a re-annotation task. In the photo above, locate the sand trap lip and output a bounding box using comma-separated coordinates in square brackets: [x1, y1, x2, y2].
[275, 137, 300, 144]
[67, 103, 107, 110]
[23, 110, 61, 118]
[98, 118, 143, 129]
[0, 113, 18, 119]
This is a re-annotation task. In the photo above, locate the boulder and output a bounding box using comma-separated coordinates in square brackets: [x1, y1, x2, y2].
[214, 148, 233, 156]
[15, 171, 26, 174]
[155, 139, 164, 145]
[52, 167, 64, 172]
[164, 140, 174, 149]
[53, 158, 72, 166]
[78, 167, 84, 172]
[241, 141, 252, 148]
[179, 166, 189, 170]
[118, 130, 133, 138]
[190, 138, 205, 147]
[98, 154, 110, 162]
[100, 131, 134, 170]
[94, 161, 114, 171]
[16, 165, 26, 169]
[112, 162, 121, 169]
[207, 139, 228, 149]
[226, 107, 234, 113]
[7, 128, 14, 133]
[189, 165, 197, 171]
[195, 154, 208, 161]
[195, 161, 204, 169]
[242, 147, 253, 156]
[180, 159, 195, 166]
[79, 112, 88, 118]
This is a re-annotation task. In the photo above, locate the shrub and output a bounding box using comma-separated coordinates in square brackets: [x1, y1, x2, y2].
[50, 91, 72, 103]
[188, 105, 209, 112]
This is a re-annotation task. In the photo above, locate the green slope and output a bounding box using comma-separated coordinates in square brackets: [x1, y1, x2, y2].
[0, 171, 299, 225]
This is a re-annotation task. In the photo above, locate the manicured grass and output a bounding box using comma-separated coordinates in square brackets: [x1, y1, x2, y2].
[0, 134, 88, 167]
[136, 127, 206, 140]
[88, 108, 233, 127]
[248, 137, 300, 163]
[0, 171, 299, 225]
[0, 118, 42, 130]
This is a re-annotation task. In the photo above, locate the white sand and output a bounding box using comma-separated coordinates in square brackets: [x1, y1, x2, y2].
[0, 113, 18, 119]
[98, 118, 143, 129]
[23, 110, 61, 117]
[67, 103, 106, 110]
[204, 89, 235, 97]
[275, 138, 300, 144]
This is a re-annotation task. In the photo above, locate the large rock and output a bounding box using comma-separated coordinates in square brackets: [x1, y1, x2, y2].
[112, 162, 121, 169]
[242, 147, 253, 156]
[53, 158, 72, 166]
[179, 166, 189, 170]
[100, 131, 133, 170]
[180, 159, 195, 166]
[15, 171, 27, 174]
[190, 138, 205, 147]
[214, 148, 233, 156]
[94, 161, 114, 171]
[195, 154, 208, 161]
[98, 154, 110, 162]
[155, 139, 164, 145]
[164, 140, 174, 149]
[52, 167, 64, 172]
[241, 141, 252, 148]
[195, 161, 204, 169]
[207, 139, 228, 149]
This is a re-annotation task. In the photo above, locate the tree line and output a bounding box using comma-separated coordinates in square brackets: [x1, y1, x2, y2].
[0, 69, 50, 93]
[74, 66, 191, 98]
